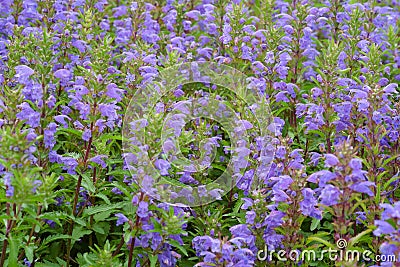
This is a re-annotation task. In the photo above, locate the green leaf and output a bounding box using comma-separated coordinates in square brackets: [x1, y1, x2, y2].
[25, 245, 34, 263]
[93, 210, 112, 222]
[384, 173, 400, 190]
[233, 199, 243, 214]
[57, 127, 82, 137]
[92, 223, 105, 234]
[348, 229, 372, 248]
[168, 239, 188, 257]
[310, 218, 320, 231]
[149, 254, 158, 267]
[36, 261, 61, 267]
[8, 235, 18, 267]
[42, 234, 72, 246]
[83, 203, 124, 217]
[72, 226, 92, 246]
[81, 173, 96, 194]
[95, 192, 111, 205]
[381, 154, 400, 168]
[306, 130, 326, 138]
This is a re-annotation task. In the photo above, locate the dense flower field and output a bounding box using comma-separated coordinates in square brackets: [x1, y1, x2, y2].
[0, 0, 400, 266]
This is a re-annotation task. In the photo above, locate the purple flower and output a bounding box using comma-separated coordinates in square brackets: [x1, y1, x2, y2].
[43, 219, 56, 228]
[275, 91, 289, 102]
[54, 115, 71, 128]
[373, 220, 395, 236]
[154, 159, 171, 176]
[174, 88, 184, 98]
[310, 152, 321, 166]
[61, 157, 78, 174]
[379, 243, 398, 264]
[32, 180, 42, 193]
[275, 146, 286, 159]
[245, 211, 256, 224]
[209, 189, 224, 200]
[16, 102, 40, 128]
[3, 173, 14, 198]
[268, 117, 285, 136]
[241, 198, 253, 210]
[265, 51, 274, 64]
[82, 128, 91, 141]
[271, 175, 293, 191]
[349, 158, 363, 170]
[167, 114, 186, 136]
[324, 154, 339, 167]
[106, 83, 124, 102]
[115, 213, 129, 226]
[350, 181, 375, 196]
[307, 170, 337, 187]
[380, 202, 400, 220]
[54, 69, 71, 80]
[15, 65, 34, 83]
[185, 10, 201, 20]
[137, 201, 149, 218]
[99, 103, 120, 121]
[236, 169, 255, 195]
[113, 5, 127, 17]
[319, 185, 341, 206]
[300, 188, 322, 219]
[89, 155, 107, 168]
[23, 258, 31, 267]
[72, 40, 86, 53]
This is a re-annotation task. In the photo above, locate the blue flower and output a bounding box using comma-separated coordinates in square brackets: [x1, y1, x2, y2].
[350, 181, 375, 196]
[300, 188, 322, 219]
[89, 155, 107, 168]
[137, 201, 149, 218]
[16, 102, 40, 128]
[324, 154, 339, 167]
[54, 69, 71, 80]
[319, 185, 341, 206]
[14, 65, 34, 83]
[154, 159, 171, 176]
[373, 220, 395, 236]
[115, 213, 129, 226]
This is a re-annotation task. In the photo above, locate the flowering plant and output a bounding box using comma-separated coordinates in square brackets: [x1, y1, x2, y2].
[0, 0, 399, 266]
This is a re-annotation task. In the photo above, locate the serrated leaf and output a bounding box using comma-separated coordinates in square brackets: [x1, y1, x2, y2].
[72, 226, 92, 246]
[83, 203, 124, 217]
[81, 173, 96, 193]
[57, 128, 82, 137]
[93, 210, 112, 222]
[95, 192, 111, 205]
[42, 234, 72, 246]
[348, 229, 372, 248]
[92, 223, 105, 234]
[233, 199, 243, 213]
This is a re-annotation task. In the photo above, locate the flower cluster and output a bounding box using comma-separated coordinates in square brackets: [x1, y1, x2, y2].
[0, 0, 399, 266]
